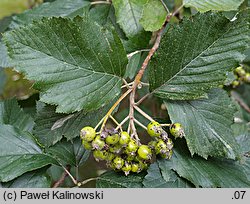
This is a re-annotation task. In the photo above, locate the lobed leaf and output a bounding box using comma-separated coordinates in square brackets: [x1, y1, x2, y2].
[4, 16, 128, 113]
[161, 140, 250, 187]
[0, 125, 56, 182]
[143, 162, 192, 188]
[165, 89, 240, 159]
[149, 12, 250, 100]
[2, 168, 51, 188]
[96, 171, 145, 188]
[0, 99, 34, 132]
[45, 138, 90, 167]
[10, 0, 90, 28]
[33, 102, 112, 147]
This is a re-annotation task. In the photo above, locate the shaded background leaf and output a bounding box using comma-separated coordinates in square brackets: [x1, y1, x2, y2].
[45, 138, 90, 167]
[161, 140, 250, 187]
[143, 162, 193, 188]
[33, 101, 112, 147]
[0, 125, 56, 182]
[0, 99, 34, 132]
[140, 0, 167, 32]
[2, 168, 51, 188]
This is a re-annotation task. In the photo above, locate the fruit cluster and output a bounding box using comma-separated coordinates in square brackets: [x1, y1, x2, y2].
[80, 121, 184, 176]
[231, 66, 250, 88]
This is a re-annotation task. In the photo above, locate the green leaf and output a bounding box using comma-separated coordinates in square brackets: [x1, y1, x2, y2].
[0, 99, 34, 132]
[112, 0, 148, 38]
[33, 102, 112, 147]
[149, 12, 249, 100]
[143, 162, 192, 188]
[231, 84, 250, 122]
[162, 140, 250, 187]
[0, 42, 10, 68]
[96, 171, 146, 188]
[232, 122, 250, 154]
[140, 0, 167, 32]
[45, 138, 90, 167]
[124, 52, 142, 79]
[3, 168, 51, 188]
[89, 4, 112, 26]
[165, 89, 240, 159]
[183, 0, 244, 12]
[10, 0, 91, 28]
[4, 16, 127, 113]
[0, 16, 12, 35]
[0, 125, 56, 182]
[73, 138, 90, 167]
[0, 69, 6, 94]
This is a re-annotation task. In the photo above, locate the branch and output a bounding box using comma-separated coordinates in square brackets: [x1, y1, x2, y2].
[90, 1, 111, 5]
[231, 92, 250, 114]
[52, 165, 70, 188]
[100, 89, 132, 131]
[99, 6, 181, 136]
[78, 177, 98, 187]
[61, 165, 78, 185]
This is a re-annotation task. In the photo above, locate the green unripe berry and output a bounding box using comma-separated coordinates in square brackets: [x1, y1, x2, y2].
[138, 161, 148, 170]
[109, 144, 123, 154]
[137, 145, 152, 160]
[92, 135, 105, 150]
[232, 80, 240, 88]
[147, 121, 163, 137]
[122, 162, 132, 176]
[126, 140, 139, 155]
[80, 126, 96, 142]
[126, 154, 136, 161]
[131, 163, 140, 173]
[155, 139, 168, 154]
[244, 73, 250, 83]
[148, 141, 157, 150]
[105, 152, 115, 161]
[113, 156, 124, 170]
[105, 134, 120, 145]
[119, 131, 130, 146]
[235, 66, 246, 77]
[170, 123, 184, 138]
[93, 150, 107, 161]
[82, 140, 92, 150]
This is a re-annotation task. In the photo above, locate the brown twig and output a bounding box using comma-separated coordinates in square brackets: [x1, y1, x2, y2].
[52, 165, 71, 188]
[231, 92, 250, 113]
[100, 7, 180, 138]
[127, 15, 172, 138]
